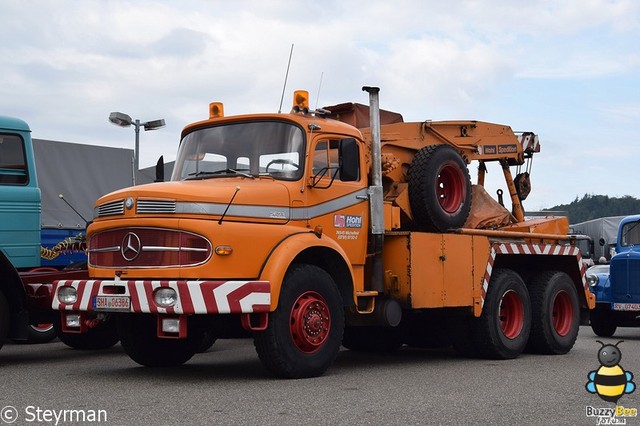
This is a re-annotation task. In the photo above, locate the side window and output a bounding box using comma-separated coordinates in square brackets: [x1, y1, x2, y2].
[312, 139, 341, 180]
[0, 134, 28, 185]
[311, 138, 360, 184]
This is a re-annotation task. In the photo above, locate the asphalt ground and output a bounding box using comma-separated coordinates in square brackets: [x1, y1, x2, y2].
[0, 326, 639, 426]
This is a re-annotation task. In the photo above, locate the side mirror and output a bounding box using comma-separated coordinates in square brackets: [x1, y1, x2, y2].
[339, 138, 359, 182]
[155, 155, 165, 182]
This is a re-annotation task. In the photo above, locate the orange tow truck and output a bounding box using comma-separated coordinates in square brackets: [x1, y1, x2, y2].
[53, 87, 594, 378]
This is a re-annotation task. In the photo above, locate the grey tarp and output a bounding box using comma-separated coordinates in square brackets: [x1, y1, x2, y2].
[570, 216, 626, 260]
[33, 139, 135, 229]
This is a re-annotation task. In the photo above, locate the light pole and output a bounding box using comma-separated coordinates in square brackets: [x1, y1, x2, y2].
[108, 112, 165, 184]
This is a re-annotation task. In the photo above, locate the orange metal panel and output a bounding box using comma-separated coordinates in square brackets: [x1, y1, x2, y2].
[383, 233, 491, 310]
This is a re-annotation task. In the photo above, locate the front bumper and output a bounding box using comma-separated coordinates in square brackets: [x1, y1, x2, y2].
[52, 279, 271, 315]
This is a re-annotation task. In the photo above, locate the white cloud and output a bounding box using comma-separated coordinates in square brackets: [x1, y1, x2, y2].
[0, 0, 639, 208]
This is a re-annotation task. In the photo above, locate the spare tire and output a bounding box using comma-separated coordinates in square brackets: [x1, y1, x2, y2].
[408, 145, 472, 232]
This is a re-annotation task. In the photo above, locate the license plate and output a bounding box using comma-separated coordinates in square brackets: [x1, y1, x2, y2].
[613, 303, 640, 311]
[94, 296, 130, 311]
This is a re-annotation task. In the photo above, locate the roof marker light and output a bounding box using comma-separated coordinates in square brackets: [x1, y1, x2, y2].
[209, 102, 224, 119]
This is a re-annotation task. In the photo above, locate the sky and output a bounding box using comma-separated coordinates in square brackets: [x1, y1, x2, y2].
[1, 0, 639, 210]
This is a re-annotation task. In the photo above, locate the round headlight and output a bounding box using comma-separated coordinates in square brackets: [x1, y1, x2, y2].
[58, 286, 78, 304]
[154, 288, 177, 307]
[586, 274, 600, 287]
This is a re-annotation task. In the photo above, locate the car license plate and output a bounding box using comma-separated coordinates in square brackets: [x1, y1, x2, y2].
[613, 303, 640, 311]
[94, 296, 130, 311]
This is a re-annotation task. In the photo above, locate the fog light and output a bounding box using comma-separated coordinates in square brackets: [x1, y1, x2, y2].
[154, 288, 177, 307]
[65, 314, 81, 328]
[162, 317, 181, 333]
[586, 274, 599, 287]
[58, 286, 78, 304]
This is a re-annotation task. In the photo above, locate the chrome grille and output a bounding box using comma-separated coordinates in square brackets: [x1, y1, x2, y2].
[97, 199, 124, 216]
[137, 199, 177, 214]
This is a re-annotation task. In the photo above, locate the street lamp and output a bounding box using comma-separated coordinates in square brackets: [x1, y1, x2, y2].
[108, 111, 165, 184]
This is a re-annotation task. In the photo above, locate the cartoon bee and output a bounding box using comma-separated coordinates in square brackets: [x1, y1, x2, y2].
[586, 340, 636, 403]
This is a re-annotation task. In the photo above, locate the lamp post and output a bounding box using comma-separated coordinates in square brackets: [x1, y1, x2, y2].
[108, 112, 165, 185]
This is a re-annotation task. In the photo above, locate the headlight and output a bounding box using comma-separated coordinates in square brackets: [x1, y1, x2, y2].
[586, 274, 600, 287]
[58, 286, 78, 304]
[154, 288, 177, 307]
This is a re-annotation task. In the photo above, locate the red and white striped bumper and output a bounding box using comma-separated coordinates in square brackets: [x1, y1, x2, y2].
[52, 279, 271, 315]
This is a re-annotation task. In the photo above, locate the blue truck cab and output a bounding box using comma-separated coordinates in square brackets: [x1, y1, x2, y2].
[0, 116, 41, 269]
[588, 214, 640, 336]
[0, 116, 89, 348]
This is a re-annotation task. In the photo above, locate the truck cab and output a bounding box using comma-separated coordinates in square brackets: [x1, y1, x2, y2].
[588, 214, 640, 336]
[0, 116, 41, 346]
[0, 116, 41, 269]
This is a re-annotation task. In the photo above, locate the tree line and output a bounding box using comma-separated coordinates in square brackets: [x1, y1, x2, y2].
[543, 194, 640, 224]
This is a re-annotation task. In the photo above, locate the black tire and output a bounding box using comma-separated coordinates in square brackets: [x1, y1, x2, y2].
[19, 324, 57, 344]
[195, 329, 217, 353]
[253, 264, 344, 379]
[408, 145, 472, 232]
[342, 326, 403, 352]
[118, 314, 197, 367]
[526, 271, 580, 354]
[590, 307, 617, 337]
[0, 292, 9, 351]
[54, 316, 119, 350]
[473, 269, 531, 359]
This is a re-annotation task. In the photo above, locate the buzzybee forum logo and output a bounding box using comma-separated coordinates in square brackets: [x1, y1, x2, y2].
[585, 340, 637, 424]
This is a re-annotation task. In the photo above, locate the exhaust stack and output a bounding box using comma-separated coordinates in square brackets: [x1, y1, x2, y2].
[363, 86, 384, 293]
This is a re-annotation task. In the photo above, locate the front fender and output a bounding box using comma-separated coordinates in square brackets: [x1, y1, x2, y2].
[259, 231, 355, 310]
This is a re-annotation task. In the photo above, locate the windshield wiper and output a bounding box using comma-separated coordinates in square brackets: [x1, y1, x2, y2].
[186, 168, 255, 180]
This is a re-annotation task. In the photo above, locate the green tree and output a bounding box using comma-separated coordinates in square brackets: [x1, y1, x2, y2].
[546, 194, 640, 223]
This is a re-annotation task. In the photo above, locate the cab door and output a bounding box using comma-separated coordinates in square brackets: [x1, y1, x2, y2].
[301, 135, 368, 266]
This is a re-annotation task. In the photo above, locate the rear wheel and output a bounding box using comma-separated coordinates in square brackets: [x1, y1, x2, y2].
[254, 264, 344, 379]
[473, 269, 531, 359]
[526, 271, 580, 354]
[0, 292, 9, 351]
[408, 145, 472, 232]
[118, 314, 197, 367]
[590, 307, 617, 337]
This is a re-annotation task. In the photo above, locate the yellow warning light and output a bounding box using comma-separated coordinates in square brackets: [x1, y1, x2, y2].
[292, 90, 309, 112]
[209, 102, 224, 119]
[215, 245, 233, 256]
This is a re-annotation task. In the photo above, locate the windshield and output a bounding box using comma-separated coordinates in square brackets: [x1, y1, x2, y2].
[172, 121, 305, 181]
[621, 221, 640, 247]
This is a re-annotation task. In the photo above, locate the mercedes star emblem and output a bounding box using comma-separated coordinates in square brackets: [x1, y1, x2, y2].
[121, 232, 142, 261]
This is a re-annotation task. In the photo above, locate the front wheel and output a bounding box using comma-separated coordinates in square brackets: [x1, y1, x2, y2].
[590, 307, 617, 337]
[54, 316, 119, 350]
[0, 292, 9, 351]
[18, 323, 57, 344]
[253, 264, 344, 379]
[473, 269, 531, 359]
[526, 271, 580, 354]
[118, 315, 197, 367]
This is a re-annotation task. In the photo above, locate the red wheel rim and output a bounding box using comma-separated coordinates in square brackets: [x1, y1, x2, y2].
[289, 291, 331, 354]
[437, 161, 465, 213]
[30, 323, 54, 333]
[499, 290, 524, 339]
[552, 291, 573, 336]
